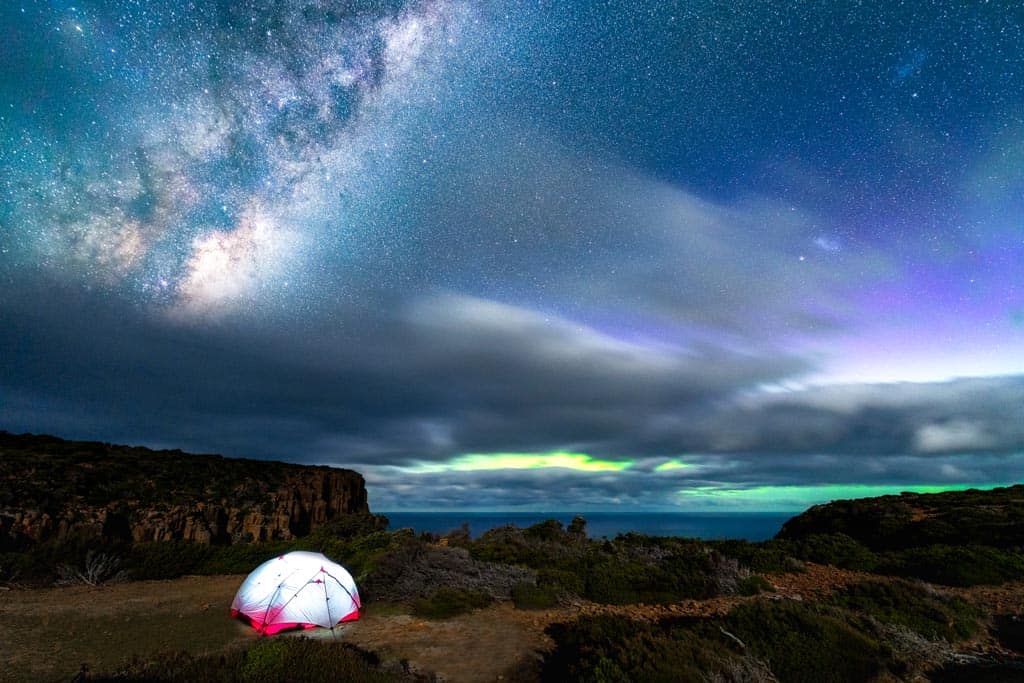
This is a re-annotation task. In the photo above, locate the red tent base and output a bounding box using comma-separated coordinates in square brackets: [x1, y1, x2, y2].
[232, 607, 360, 635]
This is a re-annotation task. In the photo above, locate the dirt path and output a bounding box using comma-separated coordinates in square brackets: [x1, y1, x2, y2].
[338, 602, 554, 681]
[1, 565, 1000, 683]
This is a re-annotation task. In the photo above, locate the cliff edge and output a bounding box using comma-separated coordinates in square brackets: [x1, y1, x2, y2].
[0, 431, 369, 550]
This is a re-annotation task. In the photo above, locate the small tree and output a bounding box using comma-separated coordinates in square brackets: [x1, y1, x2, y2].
[567, 515, 587, 542]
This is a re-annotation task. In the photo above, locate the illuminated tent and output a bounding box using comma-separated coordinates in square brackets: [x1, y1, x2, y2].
[231, 551, 361, 635]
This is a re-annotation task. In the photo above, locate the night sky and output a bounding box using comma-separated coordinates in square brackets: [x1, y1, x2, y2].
[2, 1, 1022, 511]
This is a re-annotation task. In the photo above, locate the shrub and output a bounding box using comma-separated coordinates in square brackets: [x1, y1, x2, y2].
[362, 542, 534, 602]
[724, 600, 887, 683]
[750, 546, 801, 574]
[55, 550, 127, 586]
[512, 581, 559, 609]
[336, 529, 417, 587]
[310, 514, 390, 541]
[706, 539, 799, 574]
[240, 638, 292, 680]
[737, 574, 773, 596]
[197, 541, 303, 576]
[830, 579, 979, 641]
[411, 587, 492, 619]
[127, 540, 308, 580]
[583, 547, 716, 605]
[127, 541, 212, 580]
[523, 519, 566, 543]
[567, 515, 587, 541]
[878, 545, 1024, 586]
[583, 558, 645, 604]
[786, 533, 879, 571]
[470, 524, 576, 568]
[537, 567, 584, 596]
[442, 523, 472, 547]
[543, 603, 896, 683]
[91, 637, 407, 682]
[542, 615, 744, 683]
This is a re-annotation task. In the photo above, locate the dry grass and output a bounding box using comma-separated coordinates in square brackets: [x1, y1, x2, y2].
[0, 576, 248, 682]
[0, 575, 552, 683]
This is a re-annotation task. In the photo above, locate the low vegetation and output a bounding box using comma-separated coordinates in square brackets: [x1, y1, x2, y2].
[542, 614, 743, 682]
[84, 637, 421, 682]
[411, 586, 493, 619]
[542, 590, 984, 683]
[511, 580, 560, 609]
[541, 599, 897, 683]
[829, 579, 979, 641]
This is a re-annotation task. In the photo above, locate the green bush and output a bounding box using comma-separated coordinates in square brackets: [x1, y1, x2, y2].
[411, 587, 492, 619]
[537, 567, 585, 595]
[542, 602, 901, 683]
[127, 541, 306, 580]
[309, 514, 390, 541]
[1, 537, 129, 585]
[830, 579, 979, 641]
[471, 527, 721, 605]
[749, 546, 799, 574]
[524, 519, 567, 542]
[737, 574, 773, 596]
[90, 637, 403, 682]
[786, 533, 879, 571]
[583, 549, 716, 605]
[878, 545, 1024, 586]
[583, 559, 646, 605]
[724, 600, 887, 683]
[240, 638, 292, 680]
[199, 541, 304, 576]
[542, 615, 740, 683]
[470, 525, 570, 568]
[512, 581, 559, 609]
[336, 529, 418, 586]
[706, 538, 799, 574]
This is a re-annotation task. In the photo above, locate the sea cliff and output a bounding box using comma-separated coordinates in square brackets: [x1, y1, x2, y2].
[0, 432, 368, 549]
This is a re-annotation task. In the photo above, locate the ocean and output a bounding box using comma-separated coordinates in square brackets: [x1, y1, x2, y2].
[380, 511, 792, 541]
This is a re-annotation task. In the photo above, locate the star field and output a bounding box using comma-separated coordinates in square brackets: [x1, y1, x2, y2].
[1, 0, 1022, 510]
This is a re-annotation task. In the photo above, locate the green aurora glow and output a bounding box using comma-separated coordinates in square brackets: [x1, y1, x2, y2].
[677, 483, 1013, 510]
[408, 451, 634, 473]
[400, 452, 1011, 510]
[655, 459, 692, 472]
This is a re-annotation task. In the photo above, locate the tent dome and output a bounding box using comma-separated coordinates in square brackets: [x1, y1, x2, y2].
[230, 551, 361, 635]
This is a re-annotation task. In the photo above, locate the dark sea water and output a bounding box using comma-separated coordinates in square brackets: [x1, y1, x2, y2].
[380, 511, 792, 541]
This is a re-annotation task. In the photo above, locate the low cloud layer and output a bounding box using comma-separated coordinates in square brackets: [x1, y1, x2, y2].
[2, 275, 1021, 509]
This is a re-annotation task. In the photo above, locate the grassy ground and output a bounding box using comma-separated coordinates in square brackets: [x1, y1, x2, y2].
[0, 576, 248, 683]
[4, 568, 1024, 683]
[0, 575, 550, 683]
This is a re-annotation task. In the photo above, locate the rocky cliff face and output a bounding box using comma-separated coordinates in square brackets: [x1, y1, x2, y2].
[0, 432, 369, 549]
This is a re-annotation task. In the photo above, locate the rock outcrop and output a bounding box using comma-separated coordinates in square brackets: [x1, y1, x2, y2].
[0, 432, 369, 550]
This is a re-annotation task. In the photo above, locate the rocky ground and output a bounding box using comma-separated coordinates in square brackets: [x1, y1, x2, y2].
[3, 566, 1023, 683]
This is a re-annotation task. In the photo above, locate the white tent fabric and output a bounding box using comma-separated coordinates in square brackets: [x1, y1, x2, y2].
[231, 551, 361, 634]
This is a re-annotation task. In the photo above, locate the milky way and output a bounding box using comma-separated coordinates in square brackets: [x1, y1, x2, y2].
[2, 1, 1023, 510]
